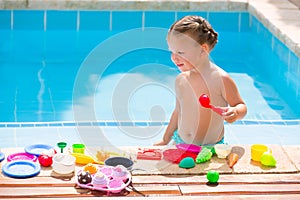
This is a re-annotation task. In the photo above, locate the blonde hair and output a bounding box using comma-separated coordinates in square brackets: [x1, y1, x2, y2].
[169, 16, 218, 50]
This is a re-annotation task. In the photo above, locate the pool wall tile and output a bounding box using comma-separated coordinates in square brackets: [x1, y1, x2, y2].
[208, 12, 239, 32]
[177, 11, 208, 20]
[0, 10, 11, 29]
[273, 37, 289, 68]
[111, 11, 142, 31]
[46, 10, 77, 30]
[144, 11, 175, 28]
[79, 11, 110, 30]
[13, 10, 44, 30]
[239, 12, 250, 32]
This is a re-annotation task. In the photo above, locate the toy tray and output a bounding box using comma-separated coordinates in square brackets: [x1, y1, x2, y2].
[76, 165, 132, 193]
[137, 148, 162, 160]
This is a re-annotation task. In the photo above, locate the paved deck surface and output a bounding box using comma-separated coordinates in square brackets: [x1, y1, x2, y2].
[0, 145, 300, 198]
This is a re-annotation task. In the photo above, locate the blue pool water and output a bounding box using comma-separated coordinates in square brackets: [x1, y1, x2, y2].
[1, 10, 300, 123]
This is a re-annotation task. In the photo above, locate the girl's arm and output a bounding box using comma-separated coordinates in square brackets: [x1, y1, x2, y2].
[154, 109, 178, 145]
[221, 74, 247, 123]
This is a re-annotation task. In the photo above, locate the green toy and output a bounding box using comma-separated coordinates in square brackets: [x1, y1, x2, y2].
[179, 157, 195, 169]
[260, 151, 276, 167]
[196, 147, 213, 164]
[206, 170, 219, 183]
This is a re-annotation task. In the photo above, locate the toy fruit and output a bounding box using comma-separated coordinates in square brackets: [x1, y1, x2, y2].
[83, 163, 98, 174]
[260, 151, 276, 167]
[179, 157, 195, 169]
[38, 154, 53, 167]
[196, 147, 213, 163]
[206, 170, 219, 183]
[228, 153, 239, 168]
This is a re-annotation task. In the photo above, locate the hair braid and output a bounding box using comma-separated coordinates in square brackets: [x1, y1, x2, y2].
[169, 16, 218, 50]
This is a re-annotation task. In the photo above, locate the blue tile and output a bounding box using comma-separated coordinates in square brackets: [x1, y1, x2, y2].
[35, 123, 49, 127]
[106, 121, 119, 126]
[240, 12, 250, 32]
[289, 51, 299, 75]
[256, 20, 272, 49]
[7, 123, 20, 127]
[285, 120, 300, 125]
[134, 122, 148, 126]
[148, 122, 163, 126]
[0, 10, 11, 29]
[119, 121, 134, 126]
[79, 11, 110, 30]
[47, 10, 77, 30]
[112, 11, 142, 30]
[63, 122, 76, 126]
[77, 122, 92, 126]
[272, 121, 286, 125]
[95, 122, 106, 126]
[144, 11, 175, 28]
[13, 10, 44, 30]
[21, 123, 34, 127]
[208, 12, 239, 32]
[250, 15, 259, 33]
[273, 37, 289, 67]
[49, 123, 62, 127]
[177, 11, 208, 20]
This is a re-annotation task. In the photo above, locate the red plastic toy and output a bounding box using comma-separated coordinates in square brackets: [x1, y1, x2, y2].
[137, 148, 162, 160]
[163, 149, 198, 164]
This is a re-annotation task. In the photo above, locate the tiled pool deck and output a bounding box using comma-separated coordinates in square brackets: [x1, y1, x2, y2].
[0, 0, 300, 148]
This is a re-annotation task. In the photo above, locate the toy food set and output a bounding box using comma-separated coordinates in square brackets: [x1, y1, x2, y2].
[104, 157, 134, 170]
[251, 144, 276, 167]
[163, 148, 198, 164]
[76, 164, 131, 193]
[137, 148, 162, 160]
[0, 151, 4, 162]
[2, 160, 41, 178]
[7, 152, 37, 162]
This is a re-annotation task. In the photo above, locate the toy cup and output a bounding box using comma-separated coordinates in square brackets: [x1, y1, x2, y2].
[251, 144, 270, 161]
[72, 144, 85, 154]
[214, 144, 232, 158]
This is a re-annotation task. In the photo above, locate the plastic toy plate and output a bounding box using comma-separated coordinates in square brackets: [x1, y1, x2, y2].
[7, 152, 38, 162]
[24, 144, 53, 156]
[0, 152, 5, 162]
[176, 143, 202, 153]
[163, 148, 198, 164]
[2, 160, 41, 178]
[76, 165, 132, 193]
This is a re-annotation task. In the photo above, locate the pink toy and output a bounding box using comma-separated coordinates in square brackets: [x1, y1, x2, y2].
[176, 143, 202, 154]
[76, 165, 131, 194]
[199, 94, 225, 115]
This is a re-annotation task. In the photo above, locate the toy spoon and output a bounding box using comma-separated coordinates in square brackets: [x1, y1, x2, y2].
[199, 94, 225, 115]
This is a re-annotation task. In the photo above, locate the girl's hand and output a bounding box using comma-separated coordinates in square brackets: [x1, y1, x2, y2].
[222, 107, 238, 123]
[153, 140, 168, 146]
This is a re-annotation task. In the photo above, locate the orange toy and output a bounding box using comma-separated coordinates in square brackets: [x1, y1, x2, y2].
[83, 163, 98, 174]
[228, 153, 239, 168]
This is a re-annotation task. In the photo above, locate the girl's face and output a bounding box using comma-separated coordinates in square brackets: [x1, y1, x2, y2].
[167, 33, 204, 72]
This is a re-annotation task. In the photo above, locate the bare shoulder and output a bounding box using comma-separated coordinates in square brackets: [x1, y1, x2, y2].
[215, 66, 235, 85]
[175, 71, 189, 82]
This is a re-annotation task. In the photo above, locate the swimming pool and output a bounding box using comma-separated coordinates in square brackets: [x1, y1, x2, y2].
[0, 2, 300, 148]
[0, 10, 299, 123]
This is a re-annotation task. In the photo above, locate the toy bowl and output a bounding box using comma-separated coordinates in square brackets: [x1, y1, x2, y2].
[52, 154, 76, 174]
[251, 144, 270, 162]
[214, 144, 232, 158]
[104, 157, 134, 170]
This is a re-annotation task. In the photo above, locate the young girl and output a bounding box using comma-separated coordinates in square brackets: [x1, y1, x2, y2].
[155, 16, 247, 146]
